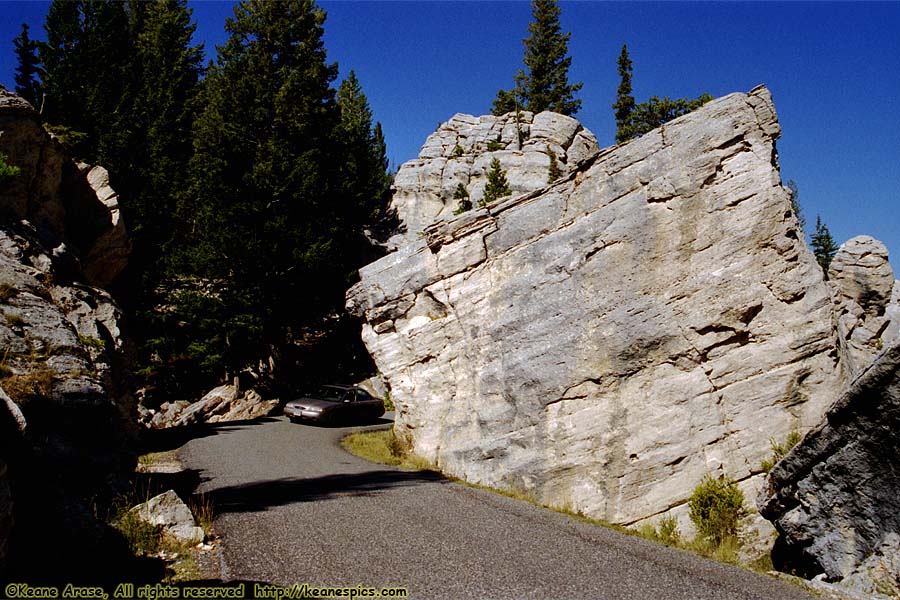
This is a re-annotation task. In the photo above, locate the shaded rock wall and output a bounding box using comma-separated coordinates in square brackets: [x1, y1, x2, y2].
[348, 86, 843, 526]
[759, 339, 900, 592]
[0, 86, 136, 579]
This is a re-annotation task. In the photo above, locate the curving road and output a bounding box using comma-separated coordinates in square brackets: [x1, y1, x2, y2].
[179, 415, 812, 599]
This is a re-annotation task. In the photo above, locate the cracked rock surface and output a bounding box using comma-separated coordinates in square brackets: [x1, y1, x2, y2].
[348, 86, 844, 528]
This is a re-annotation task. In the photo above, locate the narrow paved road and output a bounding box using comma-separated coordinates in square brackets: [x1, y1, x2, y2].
[179, 415, 812, 600]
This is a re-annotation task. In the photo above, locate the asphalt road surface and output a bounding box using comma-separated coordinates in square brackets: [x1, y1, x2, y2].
[179, 414, 813, 600]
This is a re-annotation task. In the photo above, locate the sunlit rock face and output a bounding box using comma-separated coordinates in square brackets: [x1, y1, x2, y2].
[349, 86, 846, 526]
[828, 235, 898, 374]
[387, 110, 598, 250]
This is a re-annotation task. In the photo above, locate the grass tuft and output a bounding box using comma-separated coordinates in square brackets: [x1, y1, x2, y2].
[1, 367, 55, 407]
[0, 283, 17, 302]
[188, 492, 215, 533]
[4, 312, 26, 327]
[760, 430, 802, 473]
[342, 427, 434, 471]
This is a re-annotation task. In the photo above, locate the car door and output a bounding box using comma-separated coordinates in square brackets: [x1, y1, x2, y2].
[355, 389, 382, 419]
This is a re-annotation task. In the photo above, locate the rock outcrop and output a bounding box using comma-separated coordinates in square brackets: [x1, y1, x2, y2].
[759, 339, 900, 596]
[0, 86, 136, 579]
[829, 236, 898, 374]
[0, 87, 130, 287]
[387, 110, 598, 249]
[130, 490, 205, 545]
[140, 384, 278, 429]
[348, 86, 843, 527]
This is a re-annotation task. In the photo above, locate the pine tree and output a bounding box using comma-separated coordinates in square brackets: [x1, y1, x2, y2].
[811, 216, 839, 276]
[116, 0, 204, 377]
[619, 94, 714, 140]
[13, 23, 42, 109]
[786, 179, 805, 232]
[453, 183, 471, 214]
[612, 44, 635, 144]
[336, 70, 391, 229]
[122, 0, 202, 245]
[493, 0, 582, 116]
[179, 0, 378, 380]
[39, 0, 135, 163]
[491, 88, 518, 116]
[481, 158, 512, 207]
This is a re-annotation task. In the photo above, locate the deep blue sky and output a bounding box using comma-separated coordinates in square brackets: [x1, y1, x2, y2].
[1, 1, 898, 270]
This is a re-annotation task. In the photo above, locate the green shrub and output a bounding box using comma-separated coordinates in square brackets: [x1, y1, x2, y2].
[760, 430, 802, 473]
[452, 144, 464, 157]
[0, 153, 21, 187]
[636, 515, 681, 547]
[688, 474, 748, 545]
[486, 139, 504, 151]
[78, 334, 106, 351]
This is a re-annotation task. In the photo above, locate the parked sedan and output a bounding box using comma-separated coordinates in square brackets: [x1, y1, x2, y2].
[284, 384, 385, 425]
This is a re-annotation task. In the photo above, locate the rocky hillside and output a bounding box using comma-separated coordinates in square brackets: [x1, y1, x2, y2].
[348, 86, 900, 533]
[0, 86, 136, 580]
[387, 110, 598, 249]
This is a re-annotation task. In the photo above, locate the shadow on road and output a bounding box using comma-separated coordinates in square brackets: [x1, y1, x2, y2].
[208, 469, 446, 514]
[138, 416, 283, 453]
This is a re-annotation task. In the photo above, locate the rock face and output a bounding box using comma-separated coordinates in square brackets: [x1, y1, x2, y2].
[130, 490, 204, 545]
[0, 86, 130, 287]
[387, 110, 598, 249]
[141, 384, 278, 429]
[348, 86, 843, 526]
[828, 236, 898, 375]
[759, 339, 900, 596]
[0, 86, 136, 578]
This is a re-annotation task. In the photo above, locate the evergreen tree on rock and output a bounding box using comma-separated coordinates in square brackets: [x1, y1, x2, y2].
[481, 158, 512, 207]
[811, 215, 840, 277]
[612, 44, 635, 144]
[12, 23, 42, 109]
[492, 0, 582, 116]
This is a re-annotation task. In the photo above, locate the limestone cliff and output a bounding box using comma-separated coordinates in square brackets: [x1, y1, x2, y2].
[348, 86, 844, 528]
[0, 86, 135, 579]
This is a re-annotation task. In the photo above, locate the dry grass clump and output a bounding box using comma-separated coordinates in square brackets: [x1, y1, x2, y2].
[1, 366, 55, 407]
[342, 427, 434, 471]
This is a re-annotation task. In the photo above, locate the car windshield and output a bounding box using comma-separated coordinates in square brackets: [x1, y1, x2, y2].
[314, 386, 346, 402]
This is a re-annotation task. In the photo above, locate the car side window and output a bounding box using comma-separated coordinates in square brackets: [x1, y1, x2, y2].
[356, 389, 370, 402]
[342, 391, 353, 403]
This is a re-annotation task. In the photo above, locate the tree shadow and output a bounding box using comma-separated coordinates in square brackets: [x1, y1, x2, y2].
[138, 416, 283, 453]
[208, 469, 446, 515]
